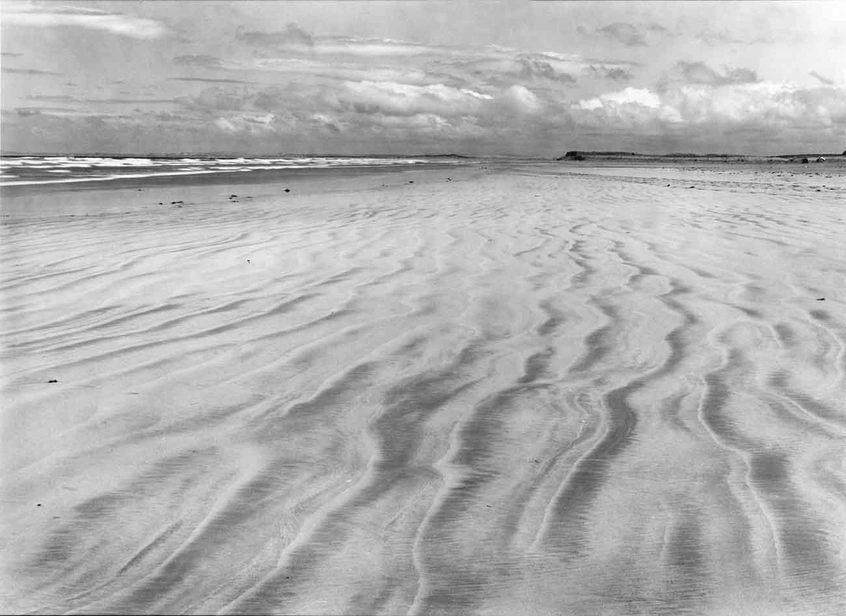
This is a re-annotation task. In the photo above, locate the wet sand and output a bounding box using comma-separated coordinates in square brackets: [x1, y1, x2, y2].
[2, 163, 846, 615]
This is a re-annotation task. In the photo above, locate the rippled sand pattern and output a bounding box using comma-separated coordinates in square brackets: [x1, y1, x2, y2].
[3, 166, 846, 615]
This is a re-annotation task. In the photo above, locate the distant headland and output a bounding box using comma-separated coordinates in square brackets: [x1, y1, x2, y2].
[556, 150, 846, 163]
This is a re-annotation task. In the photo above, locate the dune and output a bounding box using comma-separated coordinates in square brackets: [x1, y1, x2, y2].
[2, 162, 846, 615]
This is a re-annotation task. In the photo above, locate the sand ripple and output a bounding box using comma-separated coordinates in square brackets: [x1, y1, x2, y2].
[2, 166, 846, 614]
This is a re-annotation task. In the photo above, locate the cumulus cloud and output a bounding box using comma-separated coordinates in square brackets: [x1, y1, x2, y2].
[504, 84, 542, 114]
[667, 83, 846, 128]
[3, 2, 168, 39]
[580, 87, 661, 109]
[574, 87, 681, 128]
[572, 81, 846, 147]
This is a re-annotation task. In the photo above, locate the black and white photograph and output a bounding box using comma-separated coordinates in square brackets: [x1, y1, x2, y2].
[2, 1, 846, 614]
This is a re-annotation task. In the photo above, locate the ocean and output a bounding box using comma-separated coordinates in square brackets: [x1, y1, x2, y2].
[0, 155, 470, 187]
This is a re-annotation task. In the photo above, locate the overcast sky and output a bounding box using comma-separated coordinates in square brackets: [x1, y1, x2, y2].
[2, 0, 845, 156]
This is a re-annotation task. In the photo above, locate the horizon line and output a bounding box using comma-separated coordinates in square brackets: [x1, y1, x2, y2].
[1, 151, 843, 159]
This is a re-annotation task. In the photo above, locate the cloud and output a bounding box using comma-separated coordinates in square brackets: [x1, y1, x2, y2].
[693, 27, 747, 47]
[15, 106, 78, 115]
[419, 49, 593, 93]
[577, 23, 646, 47]
[600, 23, 647, 46]
[336, 81, 493, 118]
[170, 77, 254, 85]
[575, 88, 675, 127]
[236, 23, 315, 50]
[26, 94, 79, 101]
[584, 87, 661, 109]
[810, 71, 834, 86]
[579, 22, 668, 47]
[673, 62, 759, 87]
[178, 87, 254, 112]
[313, 37, 450, 58]
[174, 55, 225, 70]
[251, 85, 304, 112]
[253, 57, 437, 86]
[571, 82, 846, 150]
[88, 99, 174, 105]
[2, 67, 61, 76]
[3, 2, 168, 39]
[214, 114, 277, 135]
[666, 83, 846, 129]
[587, 65, 634, 81]
[504, 84, 542, 114]
[516, 54, 575, 84]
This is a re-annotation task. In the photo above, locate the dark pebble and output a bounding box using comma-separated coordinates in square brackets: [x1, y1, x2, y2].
[48, 379, 58, 383]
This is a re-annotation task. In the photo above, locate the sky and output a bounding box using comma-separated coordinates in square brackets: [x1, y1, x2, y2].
[1, 0, 845, 156]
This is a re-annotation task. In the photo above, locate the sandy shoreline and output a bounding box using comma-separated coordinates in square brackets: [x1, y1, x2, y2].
[2, 163, 846, 614]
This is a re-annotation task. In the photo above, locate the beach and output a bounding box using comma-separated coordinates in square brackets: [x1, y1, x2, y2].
[2, 161, 846, 615]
